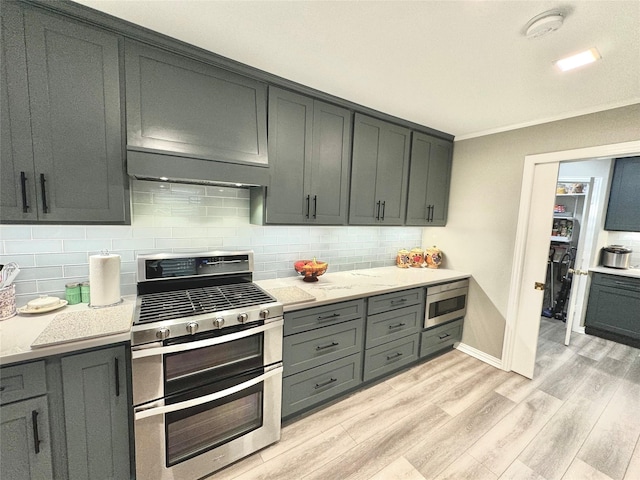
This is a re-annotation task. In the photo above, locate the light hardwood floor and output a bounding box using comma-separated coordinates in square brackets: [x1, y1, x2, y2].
[209, 318, 640, 480]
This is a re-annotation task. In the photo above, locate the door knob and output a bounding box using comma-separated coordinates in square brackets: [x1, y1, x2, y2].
[568, 268, 588, 275]
[534, 282, 545, 291]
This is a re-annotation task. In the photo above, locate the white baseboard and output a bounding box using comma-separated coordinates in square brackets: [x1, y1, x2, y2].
[455, 342, 504, 370]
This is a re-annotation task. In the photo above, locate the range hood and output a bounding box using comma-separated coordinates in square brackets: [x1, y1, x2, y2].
[127, 149, 270, 187]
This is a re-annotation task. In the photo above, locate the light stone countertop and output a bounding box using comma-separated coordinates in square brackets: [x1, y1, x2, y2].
[256, 265, 471, 311]
[0, 296, 135, 366]
[589, 266, 640, 279]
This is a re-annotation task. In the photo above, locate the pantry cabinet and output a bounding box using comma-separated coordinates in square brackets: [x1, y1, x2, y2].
[260, 87, 351, 224]
[0, 4, 129, 224]
[349, 114, 411, 225]
[405, 133, 452, 226]
[604, 156, 640, 232]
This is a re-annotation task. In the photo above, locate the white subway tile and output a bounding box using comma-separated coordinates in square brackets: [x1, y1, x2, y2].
[5, 239, 63, 254]
[17, 266, 64, 281]
[35, 252, 88, 266]
[0, 254, 36, 267]
[0, 226, 32, 240]
[63, 264, 89, 278]
[86, 226, 132, 239]
[31, 226, 86, 239]
[63, 239, 111, 253]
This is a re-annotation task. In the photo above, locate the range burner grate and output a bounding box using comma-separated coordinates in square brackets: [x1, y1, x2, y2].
[136, 283, 274, 324]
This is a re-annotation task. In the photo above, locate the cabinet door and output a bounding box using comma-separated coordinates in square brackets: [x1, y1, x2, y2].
[0, 2, 37, 223]
[584, 279, 640, 339]
[61, 345, 130, 480]
[406, 133, 452, 226]
[23, 9, 127, 223]
[309, 100, 351, 224]
[349, 114, 410, 225]
[125, 39, 268, 166]
[604, 156, 640, 231]
[266, 87, 313, 224]
[0, 396, 54, 480]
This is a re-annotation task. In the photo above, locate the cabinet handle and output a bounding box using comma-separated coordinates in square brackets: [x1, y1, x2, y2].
[317, 313, 340, 322]
[316, 341, 339, 351]
[386, 352, 403, 361]
[305, 195, 310, 219]
[115, 357, 120, 397]
[381, 201, 386, 221]
[613, 281, 640, 292]
[39, 174, 48, 214]
[20, 171, 30, 213]
[32, 410, 41, 454]
[388, 322, 406, 329]
[390, 298, 407, 305]
[438, 333, 451, 340]
[314, 377, 337, 389]
[313, 195, 317, 219]
[376, 200, 381, 220]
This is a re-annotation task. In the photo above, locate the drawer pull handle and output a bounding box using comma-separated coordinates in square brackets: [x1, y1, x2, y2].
[386, 352, 403, 361]
[388, 322, 406, 329]
[20, 171, 30, 213]
[32, 410, 41, 454]
[613, 281, 640, 291]
[316, 341, 339, 351]
[40, 174, 49, 214]
[314, 377, 337, 389]
[317, 313, 340, 321]
[439, 333, 451, 340]
[115, 357, 121, 397]
[390, 299, 408, 305]
[0, 386, 5, 392]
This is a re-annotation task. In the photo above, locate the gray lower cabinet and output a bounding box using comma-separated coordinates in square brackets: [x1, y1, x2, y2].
[349, 114, 411, 225]
[1, 3, 129, 224]
[604, 156, 640, 231]
[257, 87, 351, 225]
[282, 300, 365, 418]
[420, 318, 464, 358]
[363, 288, 424, 381]
[0, 361, 53, 480]
[585, 273, 640, 345]
[61, 345, 130, 480]
[405, 133, 453, 226]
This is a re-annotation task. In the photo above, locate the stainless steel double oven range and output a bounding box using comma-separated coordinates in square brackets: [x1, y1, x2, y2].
[130, 251, 283, 480]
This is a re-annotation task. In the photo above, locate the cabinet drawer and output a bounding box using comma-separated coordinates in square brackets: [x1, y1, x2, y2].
[420, 318, 463, 358]
[365, 304, 422, 348]
[0, 361, 46, 405]
[363, 335, 419, 382]
[367, 288, 424, 315]
[282, 353, 362, 418]
[284, 299, 365, 336]
[284, 319, 364, 377]
[591, 272, 640, 290]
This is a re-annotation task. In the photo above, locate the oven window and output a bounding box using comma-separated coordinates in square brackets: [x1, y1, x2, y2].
[165, 382, 263, 467]
[429, 294, 466, 319]
[165, 333, 264, 396]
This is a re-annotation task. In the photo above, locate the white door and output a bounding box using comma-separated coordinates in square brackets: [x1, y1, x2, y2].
[509, 162, 559, 378]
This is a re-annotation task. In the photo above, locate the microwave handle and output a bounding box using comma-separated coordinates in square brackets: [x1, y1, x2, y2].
[132, 318, 283, 359]
[134, 364, 282, 420]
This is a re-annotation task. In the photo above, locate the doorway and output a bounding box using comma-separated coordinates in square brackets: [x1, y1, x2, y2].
[503, 140, 640, 379]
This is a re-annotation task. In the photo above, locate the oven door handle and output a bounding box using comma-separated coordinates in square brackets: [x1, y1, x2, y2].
[132, 318, 284, 359]
[134, 364, 283, 420]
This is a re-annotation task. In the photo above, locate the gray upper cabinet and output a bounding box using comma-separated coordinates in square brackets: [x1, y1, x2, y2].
[1, 5, 128, 224]
[604, 156, 640, 231]
[405, 133, 452, 226]
[124, 39, 269, 177]
[263, 87, 351, 224]
[349, 114, 411, 225]
[61, 345, 130, 480]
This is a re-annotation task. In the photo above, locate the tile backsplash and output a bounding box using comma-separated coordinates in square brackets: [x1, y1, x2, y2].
[607, 231, 640, 268]
[1, 180, 423, 306]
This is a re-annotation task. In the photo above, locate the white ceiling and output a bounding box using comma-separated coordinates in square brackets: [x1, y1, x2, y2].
[75, 0, 640, 139]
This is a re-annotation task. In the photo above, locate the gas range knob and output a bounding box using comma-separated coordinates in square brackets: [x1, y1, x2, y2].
[186, 322, 199, 335]
[213, 317, 225, 329]
[156, 327, 170, 340]
[259, 309, 269, 319]
[237, 313, 248, 323]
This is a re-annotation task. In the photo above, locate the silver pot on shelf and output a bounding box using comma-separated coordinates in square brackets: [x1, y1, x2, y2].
[600, 245, 632, 269]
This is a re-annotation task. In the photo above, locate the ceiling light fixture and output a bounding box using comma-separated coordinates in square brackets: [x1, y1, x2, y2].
[555, 48, 601, 72]
[524, 9, 565, 39]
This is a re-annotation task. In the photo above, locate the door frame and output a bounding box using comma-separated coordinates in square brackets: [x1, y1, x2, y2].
[502, 140, 640, 377]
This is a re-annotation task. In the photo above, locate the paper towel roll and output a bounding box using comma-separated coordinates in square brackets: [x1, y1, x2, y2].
[89, 253, 121, 307]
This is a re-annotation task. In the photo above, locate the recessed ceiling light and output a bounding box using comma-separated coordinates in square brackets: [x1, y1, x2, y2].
[555, 48, 601, 72]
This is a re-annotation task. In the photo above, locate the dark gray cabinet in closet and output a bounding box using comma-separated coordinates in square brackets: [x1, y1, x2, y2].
[1, 4, 128, 224]
[604, 156, 640, 231]
[405, 132, 453, 226]
[349, 114, 411, 225]
[260, 87, 351, 224]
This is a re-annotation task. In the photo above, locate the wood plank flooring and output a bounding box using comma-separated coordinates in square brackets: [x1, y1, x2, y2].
[207, 318, 640, 480]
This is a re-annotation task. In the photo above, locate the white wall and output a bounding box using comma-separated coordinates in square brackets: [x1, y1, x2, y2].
[423, 103, 640, 360]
